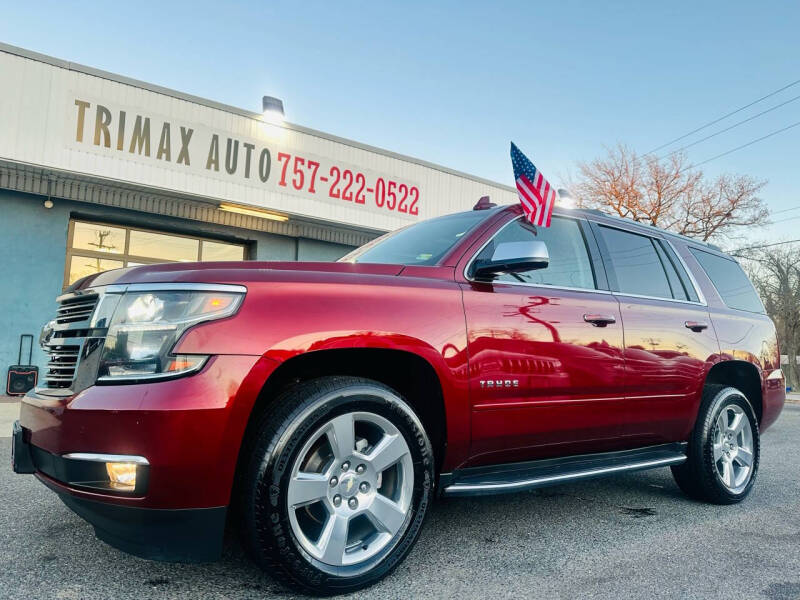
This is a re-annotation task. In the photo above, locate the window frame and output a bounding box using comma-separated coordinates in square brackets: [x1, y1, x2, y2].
[463, 214, 610, 293]
[63, 219, 248, 289]
[589, 220, 706, 306]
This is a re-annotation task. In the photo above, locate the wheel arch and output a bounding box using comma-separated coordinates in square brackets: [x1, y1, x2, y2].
[704, 360, 763, 424]
[238, 348, 449, 477]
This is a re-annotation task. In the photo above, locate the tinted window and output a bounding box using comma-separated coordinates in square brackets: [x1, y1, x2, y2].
[658, 240, 700, 302]
[343, 210, 488, 266]
[599, 226, 673, 298]
[689, 249, 764, 313]
[654, 241, 688, 300]
[475, 216, 596, 289]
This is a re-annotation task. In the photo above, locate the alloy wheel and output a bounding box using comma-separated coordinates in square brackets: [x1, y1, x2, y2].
[287, 411, 414, 567]
[712, 403, 754, 493]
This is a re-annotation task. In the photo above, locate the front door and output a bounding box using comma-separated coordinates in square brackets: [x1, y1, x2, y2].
[460, 215, 627, 466]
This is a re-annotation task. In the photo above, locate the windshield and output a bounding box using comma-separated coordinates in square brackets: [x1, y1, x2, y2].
[340, 210, 491, 265]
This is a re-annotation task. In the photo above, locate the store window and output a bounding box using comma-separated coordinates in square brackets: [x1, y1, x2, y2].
[64, 220, 246, 287]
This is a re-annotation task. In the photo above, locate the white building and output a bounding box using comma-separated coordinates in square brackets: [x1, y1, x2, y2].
[0, 42, 517, 374]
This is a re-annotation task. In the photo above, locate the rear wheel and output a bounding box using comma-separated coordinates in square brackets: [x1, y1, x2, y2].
[239, 376, 434, 595]
[672, 384, 760, 504]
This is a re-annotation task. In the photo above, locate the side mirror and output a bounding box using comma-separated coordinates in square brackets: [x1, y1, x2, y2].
[472, 240, 550, 279]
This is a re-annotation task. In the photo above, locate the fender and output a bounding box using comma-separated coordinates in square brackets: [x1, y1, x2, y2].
[175, 272, 472, 469]
[703, 308, 784, 431]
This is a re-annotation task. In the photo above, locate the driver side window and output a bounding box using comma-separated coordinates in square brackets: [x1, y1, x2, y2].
[476, 217, 596, 290]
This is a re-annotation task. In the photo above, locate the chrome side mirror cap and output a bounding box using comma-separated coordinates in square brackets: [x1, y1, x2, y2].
[472, 240, 549, 279]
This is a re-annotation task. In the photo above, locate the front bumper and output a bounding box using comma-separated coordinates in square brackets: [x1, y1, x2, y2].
[12, 421, 225, 561]
[57, 493, 226, 562]
[13, 354, 280, 562]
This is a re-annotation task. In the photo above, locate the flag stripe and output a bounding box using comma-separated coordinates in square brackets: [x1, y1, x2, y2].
[516, 176, 538, 221]
[510, 142, 556, 228]
[539, 180, 551, 226]
[515, 183, 535, 216]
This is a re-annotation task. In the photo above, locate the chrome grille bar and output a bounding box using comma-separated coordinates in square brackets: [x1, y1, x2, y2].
[42, 291, 100, 389]
[56, 296, 99, 325]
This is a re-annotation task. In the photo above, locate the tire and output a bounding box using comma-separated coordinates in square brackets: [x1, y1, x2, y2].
[238, 376, 434, 595]
[671, 384, 760, 504]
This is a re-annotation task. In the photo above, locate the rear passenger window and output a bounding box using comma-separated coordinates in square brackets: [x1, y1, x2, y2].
[689, 249, 764, 313]
[598, 226, 673, 299]
[657, 240, 700, 302]
[654, 241, 689, 301]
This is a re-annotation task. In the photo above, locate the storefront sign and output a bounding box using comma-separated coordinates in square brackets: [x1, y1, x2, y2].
[1, 48, 515, 232]
[70, 98, 420, 220]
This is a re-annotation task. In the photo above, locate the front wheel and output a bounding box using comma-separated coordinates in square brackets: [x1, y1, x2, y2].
[672, 384, 760, 504]
[239, 376, 434, 595]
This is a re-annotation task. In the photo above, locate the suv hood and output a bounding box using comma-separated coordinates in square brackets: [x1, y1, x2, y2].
[70, 261, 406, 290]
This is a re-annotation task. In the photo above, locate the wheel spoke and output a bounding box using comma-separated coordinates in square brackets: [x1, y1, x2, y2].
[734, 447, 753, 468]
[366, 494, 407, 536]
[368, 433, 408, 473]
[721, 459, 733, 487]
[327, 413, 356, 460]
[317, 513, 350, 564]
[288, 473, 329, 507]
[729, 412, 744, 436]
[716, 413, 728, 436]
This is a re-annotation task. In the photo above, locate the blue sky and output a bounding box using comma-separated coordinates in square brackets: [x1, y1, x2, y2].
[1, 1, 798, 247]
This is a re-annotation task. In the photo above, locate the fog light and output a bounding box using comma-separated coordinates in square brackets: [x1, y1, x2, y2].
[106, 462, 138, 491]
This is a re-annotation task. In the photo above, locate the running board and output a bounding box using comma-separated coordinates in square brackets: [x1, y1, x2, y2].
[441, 443, 687, 497]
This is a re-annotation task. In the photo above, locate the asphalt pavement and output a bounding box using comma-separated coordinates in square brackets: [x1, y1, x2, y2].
[1, 404, 798, 600]
[0, 399, 19, 436]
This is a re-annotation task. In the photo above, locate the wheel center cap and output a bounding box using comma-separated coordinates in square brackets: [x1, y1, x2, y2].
[340, 473, 358, 494]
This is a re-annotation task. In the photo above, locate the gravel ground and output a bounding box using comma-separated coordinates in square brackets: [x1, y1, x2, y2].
[1, 405, 798, 600]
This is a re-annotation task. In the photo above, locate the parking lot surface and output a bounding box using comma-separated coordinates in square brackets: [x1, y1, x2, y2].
[1, 404, 798, 600]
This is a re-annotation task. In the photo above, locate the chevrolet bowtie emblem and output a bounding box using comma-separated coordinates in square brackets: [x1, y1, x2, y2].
[39, 319, 56, 349]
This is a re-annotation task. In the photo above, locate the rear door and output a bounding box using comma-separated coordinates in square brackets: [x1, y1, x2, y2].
[591, 223, 719, 445]
[460, 214, 627, 466]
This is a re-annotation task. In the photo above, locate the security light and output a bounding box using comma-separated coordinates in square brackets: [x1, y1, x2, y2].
[262, 95, 285, 123]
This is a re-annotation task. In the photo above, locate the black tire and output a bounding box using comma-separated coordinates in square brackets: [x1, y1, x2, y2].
[238, 376, 434, 595]
[671, 384, 760, 504]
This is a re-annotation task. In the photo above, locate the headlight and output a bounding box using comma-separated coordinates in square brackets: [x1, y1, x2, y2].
[97, 287, 245, 382]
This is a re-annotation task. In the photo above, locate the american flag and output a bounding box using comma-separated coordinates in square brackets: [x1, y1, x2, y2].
[510, 142, 557, 227]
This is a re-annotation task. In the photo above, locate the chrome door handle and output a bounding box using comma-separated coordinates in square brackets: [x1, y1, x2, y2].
[685, 321, 709, 332]
[583, 314, 616, 327]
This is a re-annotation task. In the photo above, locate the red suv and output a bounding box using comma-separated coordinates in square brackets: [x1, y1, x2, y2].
[13, 203, 784, 594]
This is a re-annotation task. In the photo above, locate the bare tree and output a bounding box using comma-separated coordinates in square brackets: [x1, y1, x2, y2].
[574, 145, 768, 241]
[743, 244, 800, 389]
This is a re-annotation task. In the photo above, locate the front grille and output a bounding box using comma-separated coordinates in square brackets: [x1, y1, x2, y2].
[56, 295, 99, 324]
[44, 345, 81, 387]
[42, 292, 100, 390]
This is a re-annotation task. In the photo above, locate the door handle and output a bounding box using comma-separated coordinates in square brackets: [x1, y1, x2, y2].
[685, 321, 709, 332]
[583, 314, 616, 327]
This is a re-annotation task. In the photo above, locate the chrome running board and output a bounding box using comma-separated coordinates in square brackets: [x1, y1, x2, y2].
[441, 443, 687, 497]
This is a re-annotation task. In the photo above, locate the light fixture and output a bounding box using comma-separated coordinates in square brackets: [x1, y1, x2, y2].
[43, 199, 54, 209]
[262, 95, 285, 124]
[218, 202, 288, 221]
[106, 462, 138, 491]
[556, 188, 577, 209]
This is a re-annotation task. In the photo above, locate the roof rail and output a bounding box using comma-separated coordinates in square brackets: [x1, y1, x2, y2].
[579, 207, 718, 250]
